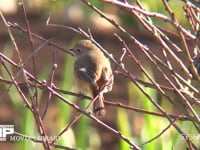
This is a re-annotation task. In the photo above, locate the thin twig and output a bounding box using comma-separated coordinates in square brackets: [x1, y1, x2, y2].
[141, 117, 179, 147]
[42, 50, 57, 119]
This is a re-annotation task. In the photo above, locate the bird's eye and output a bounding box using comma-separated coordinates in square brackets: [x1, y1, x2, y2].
[76, 48, 81, 52]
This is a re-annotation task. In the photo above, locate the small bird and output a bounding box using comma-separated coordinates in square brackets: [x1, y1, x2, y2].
[71, 39, 114, 116]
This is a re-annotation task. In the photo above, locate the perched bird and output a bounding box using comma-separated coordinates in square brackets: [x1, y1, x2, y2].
[71, 39, 114, 116]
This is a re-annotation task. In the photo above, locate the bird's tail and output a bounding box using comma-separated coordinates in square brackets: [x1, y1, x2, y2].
[93, 93, 106, 117]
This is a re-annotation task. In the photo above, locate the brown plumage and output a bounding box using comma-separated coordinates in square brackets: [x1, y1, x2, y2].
[72, 40, 113, 116]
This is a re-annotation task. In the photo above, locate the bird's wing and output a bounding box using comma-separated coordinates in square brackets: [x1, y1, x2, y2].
[100, 67, 113, 91]
[75, 67, 98, 89]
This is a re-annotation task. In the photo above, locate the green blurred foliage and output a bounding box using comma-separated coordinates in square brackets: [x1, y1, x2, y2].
[1, 0, 197, 149]
[139, 0, 188, 28]
[125, 66, 182, 150]
[0, 43, 23, 107]
[117, 108, 132, 149]
[4, 0, 189, 29]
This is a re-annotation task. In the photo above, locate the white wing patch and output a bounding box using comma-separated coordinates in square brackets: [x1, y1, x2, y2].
[79, 68, 87, 72]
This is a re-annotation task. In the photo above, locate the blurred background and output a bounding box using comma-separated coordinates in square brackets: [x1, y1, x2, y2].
[0, 0, 198, 150]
